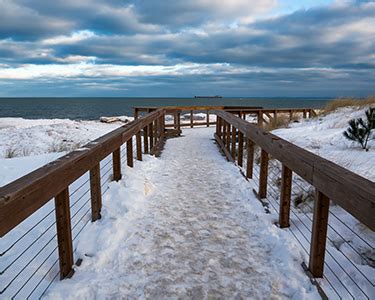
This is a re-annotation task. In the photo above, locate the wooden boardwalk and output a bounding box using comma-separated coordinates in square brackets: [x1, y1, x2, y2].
[46, 128, 316, 298]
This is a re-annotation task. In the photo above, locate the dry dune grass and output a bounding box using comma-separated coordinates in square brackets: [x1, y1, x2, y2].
[266, 113, 299, 131]
[323, 96, 375, 114]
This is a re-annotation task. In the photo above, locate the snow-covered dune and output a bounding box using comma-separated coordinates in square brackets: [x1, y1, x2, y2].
[272, 106, 375, 181]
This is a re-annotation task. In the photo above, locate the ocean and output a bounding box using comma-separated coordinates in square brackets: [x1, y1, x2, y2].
[0, 97, 330, 120]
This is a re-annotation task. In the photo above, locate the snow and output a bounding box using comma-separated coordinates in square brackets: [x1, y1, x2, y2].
[0, 117, 122, 160]
[44, 128, 319, 299]
[272, 106, 375, 181]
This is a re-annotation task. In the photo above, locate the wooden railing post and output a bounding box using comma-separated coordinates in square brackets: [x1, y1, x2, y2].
[257, 111, 263, 127]
[309, 190, 330, 278]
[161, 114, 165, 139]
[90, 163, 102, 221]
[206, 110, 210, 127]
[190, 110, 194, 128]
[143, 126, 149, 154]
[217, 117, 222, 139]
[238, 131, 244, 167]
[134, 108, 139, 120]
[127, 138, 133, 167]
[226, 123, 231, 152]
[149, 122, 154, 150]
[112, 148, 122, 181]
[259, 149, 269, 198]
[279, 165, 292, 228]
[231, 126, 236, 160]
[246, 139, 254, 178]
[173, 110, 178, 129]
[222, 120, 227, 145]
[136, 131, 142, 161]
[177, 111, 181, 134]
[303, 110, 307, 119]
[154, 120, 158, 145]
[54, 188, 74, 279]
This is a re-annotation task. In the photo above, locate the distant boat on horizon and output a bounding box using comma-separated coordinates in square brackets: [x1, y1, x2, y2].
[194, 95, 223, 99]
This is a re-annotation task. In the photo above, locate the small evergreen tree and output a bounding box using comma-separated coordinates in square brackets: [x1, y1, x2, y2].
[343, 107, 374, 151]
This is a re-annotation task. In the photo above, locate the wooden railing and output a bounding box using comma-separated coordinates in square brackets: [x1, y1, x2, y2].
[0, 109, 165, 284]
[213, 110, 375, 279]
[134, 106, 317, 133]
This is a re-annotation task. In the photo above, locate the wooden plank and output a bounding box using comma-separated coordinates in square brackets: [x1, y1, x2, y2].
[279, 164, 292, 228]
[136, 132, 142, 161]
[127, 138, 133, 167]
[231, 126, 236, 160]
[0, 109, 165, 236]
[212, 110, 375, 230]
[309, 190, 330, 278]
[90, 163, 102, 221]
[238, 131, 244, 167]
[246, 139, 254, 179]
[112, 148, 122, 181]
[259, 149, 269, 199]
[54, 188, 74, 279]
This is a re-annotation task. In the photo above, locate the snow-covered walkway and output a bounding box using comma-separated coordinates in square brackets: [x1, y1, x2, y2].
[46, 127, 318, 299]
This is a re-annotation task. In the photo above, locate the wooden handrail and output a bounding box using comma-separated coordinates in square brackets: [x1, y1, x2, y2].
[0, 109, 165, 237]
[213, 110, 375, 231]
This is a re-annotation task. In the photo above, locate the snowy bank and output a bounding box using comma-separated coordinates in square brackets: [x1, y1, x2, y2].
[272, 106, 375, 181]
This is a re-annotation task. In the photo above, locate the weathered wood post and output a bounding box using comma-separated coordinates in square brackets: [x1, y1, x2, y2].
[143, 126, 149, 154]
[136, 131, 142, 161]
[259, 149, 269, 198]
[257, 111, 263, 127]
[54, 188, 74, 279]
[134, 108, 139, 120]
[279, 165, 292, 228]
[309, 190, 330, 278]
[112, 148, 122, 181]
[206, 110, 210, 127]
[231, 126, 236, 160]
[149, 122, 154, 150]
[90, 163, 102, 221]
[246, 139, 254, 178]
[127, 138, 133, 167]
[238, 131, 244, 167]
[222, 120, 227, 145]
[177, 111, 181, 134]
[190, 110, 194, 128]
[226, 124, 231, 152]
[174, 110, 178, 130]
[153, 120, 158, 146]
[161, 114, 165, 140]
[303, 110, 307, 119]
[289, 110, 293, 122]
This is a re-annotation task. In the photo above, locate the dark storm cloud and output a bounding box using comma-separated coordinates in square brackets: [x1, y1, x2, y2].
[0, 0, 374, 96]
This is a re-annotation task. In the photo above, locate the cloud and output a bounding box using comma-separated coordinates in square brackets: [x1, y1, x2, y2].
[0, 0, 374, 96]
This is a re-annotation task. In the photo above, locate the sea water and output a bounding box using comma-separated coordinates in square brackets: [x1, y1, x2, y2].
[0, 97, 330, 120]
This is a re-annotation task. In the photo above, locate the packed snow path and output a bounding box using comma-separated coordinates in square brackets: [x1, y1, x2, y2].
[47, 127, 317, 299]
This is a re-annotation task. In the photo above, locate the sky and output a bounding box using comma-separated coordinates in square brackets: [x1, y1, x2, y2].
[0, 0, 374, 97]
